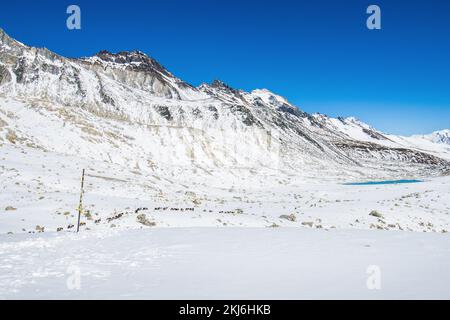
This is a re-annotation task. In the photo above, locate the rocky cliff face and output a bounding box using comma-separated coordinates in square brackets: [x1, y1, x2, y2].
[0, 27, 448, 180]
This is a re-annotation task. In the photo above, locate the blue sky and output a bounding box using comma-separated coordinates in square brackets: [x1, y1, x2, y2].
[1, 0, 449, 135]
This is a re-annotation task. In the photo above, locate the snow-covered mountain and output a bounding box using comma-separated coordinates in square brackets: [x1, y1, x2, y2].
[413, 130, 450, 145]
[0, 27, 449, 181]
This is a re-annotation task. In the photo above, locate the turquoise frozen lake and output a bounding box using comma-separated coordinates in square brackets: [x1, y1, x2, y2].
[344, 179, 423, 186]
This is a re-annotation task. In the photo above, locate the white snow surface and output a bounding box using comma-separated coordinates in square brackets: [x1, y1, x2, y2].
[1, 228, 450, 299]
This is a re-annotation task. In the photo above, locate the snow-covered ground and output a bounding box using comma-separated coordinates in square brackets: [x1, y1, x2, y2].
[1, 143, 449, 234]
[1, 228, 449, 299]
[1, 142, 450, 299]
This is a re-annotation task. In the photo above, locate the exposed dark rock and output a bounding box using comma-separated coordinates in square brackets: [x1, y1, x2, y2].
[41, 63, 61, 75]
[280, 213, 296, 222]
[14, 57, 26, 83]
[0, 65, 11, 85]
[155, 105, 173, 121]
[362, 128, 389, 141]
[211, 80, 238, 94]
[95, 50, 171, 77]
[96, 74, 115, 106]
[192, 108, 202, 119]
[230, 104, 262, 127]
[278, 104, 308, 118]
[208, 105, 219, 120]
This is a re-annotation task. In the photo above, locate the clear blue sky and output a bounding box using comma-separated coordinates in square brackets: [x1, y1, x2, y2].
[1, 0, 449, 135]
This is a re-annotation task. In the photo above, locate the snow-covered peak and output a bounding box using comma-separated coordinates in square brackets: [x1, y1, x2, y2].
[73, 48, 209, 101]
[0, 27, 11, 44]
[344, 116, 361, 124]
[207, 79, 242, 95]
[0, 28, 26, 50]
[246, 88, 307, 118]
[250, 88, 289, 106]
[414, 130, 450, 145]
[81, 49, 172, 76]
[341, 116, 373, 129]
[95, 50, 150, 63]
[197, 80, 245, 104]
[0, 27, 6, 41]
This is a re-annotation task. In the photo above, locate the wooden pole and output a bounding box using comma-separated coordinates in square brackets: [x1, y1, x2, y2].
[76, 169, 85, 233]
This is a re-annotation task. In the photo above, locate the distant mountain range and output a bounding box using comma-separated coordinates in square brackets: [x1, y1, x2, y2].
[413, 130, 450, 146]
[0, 27, 449, 181]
